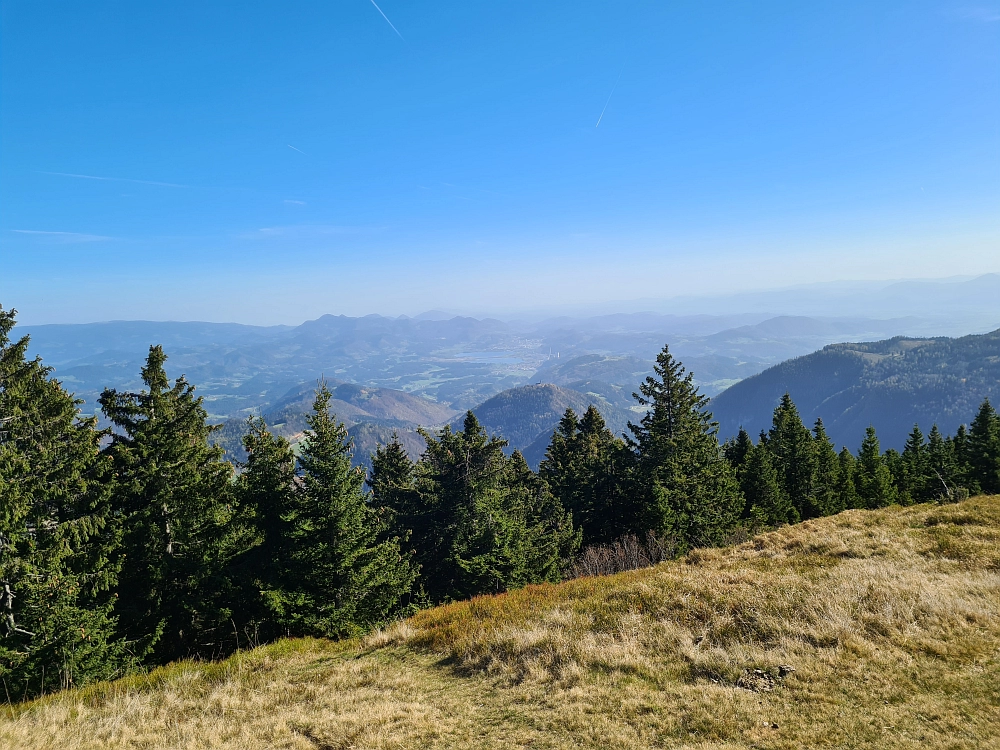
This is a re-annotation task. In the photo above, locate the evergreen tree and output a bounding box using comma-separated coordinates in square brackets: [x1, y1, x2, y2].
[368, 435, 421, 547]
[99, 346, 235, 663]
[951, 425, 972, 490]
[723, 427, 754, 475]
[836, 447, 860, 510]
[274, 385, 416, 637]
[0, 307, 128, 697]
[507, 451, 580, 586]
[967, 400, 1000, 495]
[854, 426, 897, 509]
[767, 394, 817, 518]
[927, 424, 962, 500]
[539, 406, 634, 544]
[898, 425, 930, 503]
[398, 413, 578, 602]
[812, 419, 842, 515]
[883, 449, 907, 504]
[740, 442, 796, 528]
[627, 345, 741, 548]
[229, 417, 298, 643]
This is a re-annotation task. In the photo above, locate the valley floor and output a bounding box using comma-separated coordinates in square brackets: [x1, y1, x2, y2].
[3, 497, 1000, 749]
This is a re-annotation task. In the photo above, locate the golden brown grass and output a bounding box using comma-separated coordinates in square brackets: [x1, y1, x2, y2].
[3, 497, 1000, 749]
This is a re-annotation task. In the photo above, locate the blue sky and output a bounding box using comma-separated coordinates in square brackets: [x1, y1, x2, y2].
[1, 1, 998, 324]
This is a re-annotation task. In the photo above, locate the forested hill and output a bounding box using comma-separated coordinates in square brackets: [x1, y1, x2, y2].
[459, 383, 634, 469]
[710, 327, 1000, 450]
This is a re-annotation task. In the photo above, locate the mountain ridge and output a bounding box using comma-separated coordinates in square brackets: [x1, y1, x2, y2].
[710, 327, 1000, 450]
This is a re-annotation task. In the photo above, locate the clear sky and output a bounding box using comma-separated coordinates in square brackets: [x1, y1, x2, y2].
[1, 1, 998, 324]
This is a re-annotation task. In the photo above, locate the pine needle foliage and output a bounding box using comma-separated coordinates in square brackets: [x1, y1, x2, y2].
[539, 406, 634, 545]
[269, 384, 416, 638]
[627, 345, 741, 548]
[0, 306, 129, 698]
[99, 346, 235, 664]
[373, 413, 578, 604]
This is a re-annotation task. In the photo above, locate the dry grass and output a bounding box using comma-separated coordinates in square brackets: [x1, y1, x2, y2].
[4, 497, 1000, 749]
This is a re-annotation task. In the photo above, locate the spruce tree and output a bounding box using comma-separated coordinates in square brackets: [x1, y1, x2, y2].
[0, 307, 128, 697]
[812, 419, 842, 515]
[99, 346, 235, 663]
[883, 449, 908, 504]
[508, 451, 580, 586]
[951, 425, 972, 490]
[539, 406, 634, 545]
[854, 426, 897, 509]
[967, 400, 1000, 495]
[229, 417, 298, 643]
[899, 425, 930, 504]
[627, 345, 741, 548]
[836, 447, 860, 510]
[767, 394, 817, 518]
[276, 385, 416, 637]
[723, 427, 754, 475]
[740, 442, 796, 528]
[368, 435, 422, 547]
[928, 424, 962, 500]
[406, 413, 577, 602]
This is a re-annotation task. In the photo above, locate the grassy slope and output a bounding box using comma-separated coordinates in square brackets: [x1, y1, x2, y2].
[4, 497, 1000, 749]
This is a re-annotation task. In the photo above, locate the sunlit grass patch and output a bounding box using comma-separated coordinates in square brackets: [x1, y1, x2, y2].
[4, 496, 1000, 749]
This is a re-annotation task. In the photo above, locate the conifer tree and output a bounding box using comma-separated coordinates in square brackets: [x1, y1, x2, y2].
[508, 451, 580, 585]
[0, 307, 128, 697]
[854, 426, 897, 509]
[740, 442, 796, 527]
[812, 419, 842, 515]
[898, 425, 930, 504]
[275, 385, 416, 637]
[402, 413, 577, 602]
[927, 424, 961, 500]
[229, 417, 298, 642]
[837, 447, 860, 510]
[723, 427, 754, 474]
[627, 345, 741, 548]
[967, 400, 1000, 495]
[951, 425, 972, 489]
[767, 394, 817, 518]
[539, 406, 634, 544]
[368, 435, 422, 547]
[99, 346, 235, 662]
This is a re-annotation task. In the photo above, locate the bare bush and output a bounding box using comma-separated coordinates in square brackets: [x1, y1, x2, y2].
[567, 531, 678, 578]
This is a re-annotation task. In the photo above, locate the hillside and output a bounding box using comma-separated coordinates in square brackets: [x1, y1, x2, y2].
[462, 383, 634, 467]
[5, 496, 998, 749]
[213, 380, 456, 464]
[710, 327, 1000, 450]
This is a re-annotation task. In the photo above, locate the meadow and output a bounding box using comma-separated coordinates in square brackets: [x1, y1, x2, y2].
[3, 495, 998, 749]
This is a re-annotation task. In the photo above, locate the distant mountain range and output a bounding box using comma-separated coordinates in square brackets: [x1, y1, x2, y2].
[21, 306, 961, 425]
[14, 278, 1000, 465]
[710, 327, 1000, 451]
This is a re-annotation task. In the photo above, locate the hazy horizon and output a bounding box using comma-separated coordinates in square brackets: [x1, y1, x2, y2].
[8, 272, 999, 328]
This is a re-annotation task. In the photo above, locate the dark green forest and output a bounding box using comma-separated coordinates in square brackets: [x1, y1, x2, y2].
[3, 306, 999, 700]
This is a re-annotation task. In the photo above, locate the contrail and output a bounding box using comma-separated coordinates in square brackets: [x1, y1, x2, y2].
[368, 0, 404, 39]
[596, 66, 624, 128]
[288, 144, 307, 155]
[38, 171, 190, 188]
